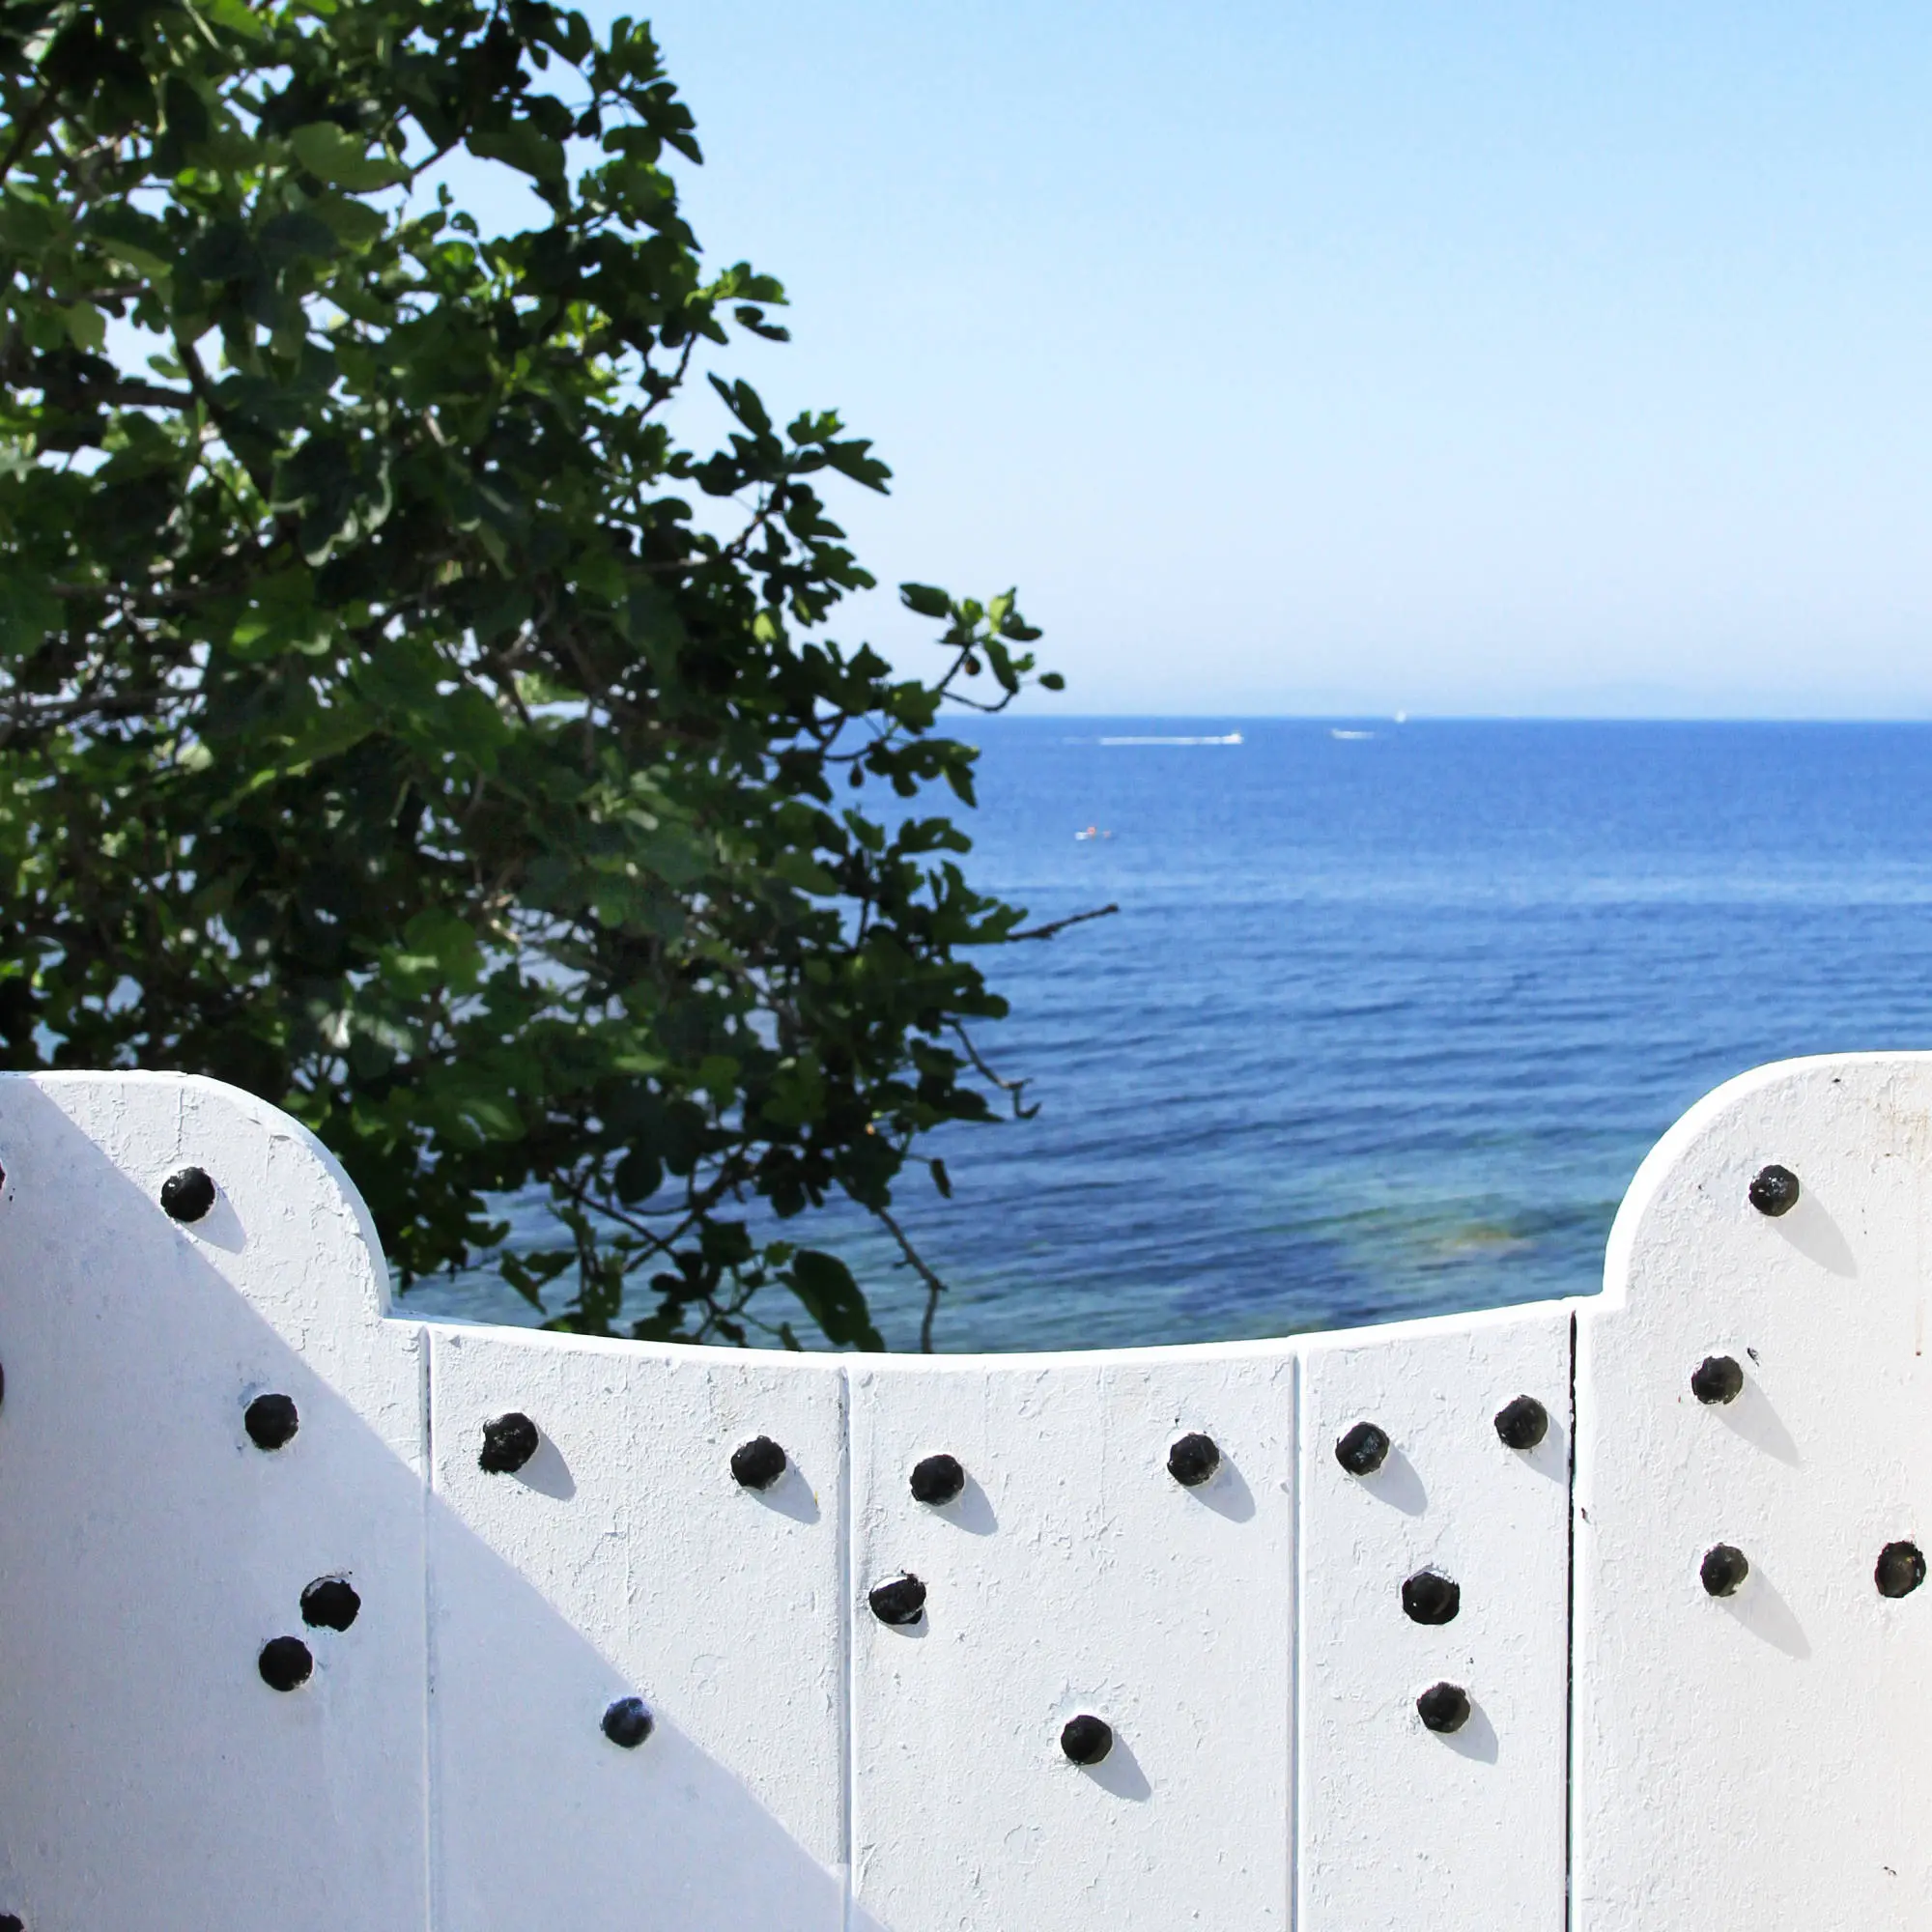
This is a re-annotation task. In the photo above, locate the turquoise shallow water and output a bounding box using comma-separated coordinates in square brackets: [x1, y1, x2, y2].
[407, 719, 1932, 1351]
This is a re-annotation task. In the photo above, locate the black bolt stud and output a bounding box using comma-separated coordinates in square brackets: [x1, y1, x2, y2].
[1060, 1714, 1113, 1765]
[1690, 1355, 1745, 1406]
[159, 1166, 215, 1224]
[244, 1393, 299, 1451]
[1402, 1569, 1462, 1625]
[1335, 1421, 1391, 1476]
[258, 1635, 313, 1691]
[731, 1435, 788, 1491]
[478, 1411, 539, 1475]
[1701, 1544, 1749, 1597]
[1747, 1164, 1801, 1217]
[1875, 1541, 1926, 1600]
[1493, 1395, 1548, 1451]
[1167, 1432, 1221, 1487]
[300, 1577, 361, 1632]
[1416, 1682, 1470, 1734]
[868, 1574, 927, 1626]
[602, 1695, 654, 1748]
[910, 1453, 966, 1505]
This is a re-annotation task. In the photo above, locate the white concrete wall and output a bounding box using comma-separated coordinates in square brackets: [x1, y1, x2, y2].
[1573, 1056, 1932, 1927]
[0, 1061, 1926, 1929]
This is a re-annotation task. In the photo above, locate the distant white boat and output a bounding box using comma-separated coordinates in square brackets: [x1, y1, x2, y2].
[1330, 728, 1375, 740]
[1096, 731, 1243, 746]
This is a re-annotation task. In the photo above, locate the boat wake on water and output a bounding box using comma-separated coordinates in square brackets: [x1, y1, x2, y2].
[1093, 731, 1245, 746]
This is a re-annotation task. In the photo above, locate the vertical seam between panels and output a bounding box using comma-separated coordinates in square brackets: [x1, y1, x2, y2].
[422, 1332, 440, 1932]
[840, 1363, 856, 1932]
[1564, 1308, 1578, 1932]
[1288, 1349, 1302, 1931]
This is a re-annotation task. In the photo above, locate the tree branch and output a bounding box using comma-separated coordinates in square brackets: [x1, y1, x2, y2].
[875, 1203, 950, 1353]
[1008, 901, 1119, 942]
[950, 1019, 1037, 1121]
[0, 85, 60, 184]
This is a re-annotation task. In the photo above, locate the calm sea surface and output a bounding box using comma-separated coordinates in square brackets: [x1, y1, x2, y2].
[408, 720, 1932, 1351]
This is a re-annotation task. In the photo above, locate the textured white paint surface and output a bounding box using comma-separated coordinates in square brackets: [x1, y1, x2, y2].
[1298, 1306, 1572, 1928]
[425, 1324, 848, 1930]
[0, 1073, 428, 1931]
[1575, 1054, 1932, 1928]
[6, 1064, 1932, 1931]
[849, 1350, 1297, 1930]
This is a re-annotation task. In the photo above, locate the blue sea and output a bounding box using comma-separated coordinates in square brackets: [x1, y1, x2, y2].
[409, 720, 1932, 1352]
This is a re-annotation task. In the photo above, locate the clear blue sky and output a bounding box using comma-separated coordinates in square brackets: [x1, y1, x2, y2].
[572, 6, 1932, 716]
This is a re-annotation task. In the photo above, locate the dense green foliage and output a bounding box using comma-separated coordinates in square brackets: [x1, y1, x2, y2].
[0, 0, 1065, 1346]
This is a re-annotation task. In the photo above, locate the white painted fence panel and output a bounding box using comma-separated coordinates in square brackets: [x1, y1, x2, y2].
[1298, 1305, 1571, 1929]
[848, 1350, 1297, 1930]
[424, 1324, 847, 1931]
[0, 1074, 428, 1932]
[5, 1061, 1932, 1931]
[1575, 1055, 1932, 1928]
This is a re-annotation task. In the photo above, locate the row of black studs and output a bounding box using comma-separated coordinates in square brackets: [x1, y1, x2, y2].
[162, 1157, 1519, 1742]
[475, 1409, 1538, 1746]
[240, 1392, 364, 1687]
[161, 1172, 639, 1742]
[165, 1152, 1483, 1748]
[163, 1174, 361, 1695]
[1695, 1166, 1927, 1603]
[1333, 1394, 1551, 1732]
[474, 1415, 1208, 1758]
[202, 1159, 1932, 1746]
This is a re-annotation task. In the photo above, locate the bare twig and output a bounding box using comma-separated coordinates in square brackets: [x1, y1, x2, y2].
[1008, 901, 1120, 942]
[950, 1020, 1037, 1122]
[875, 1204, 950, 1354]
[636, 332, 699, 419]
